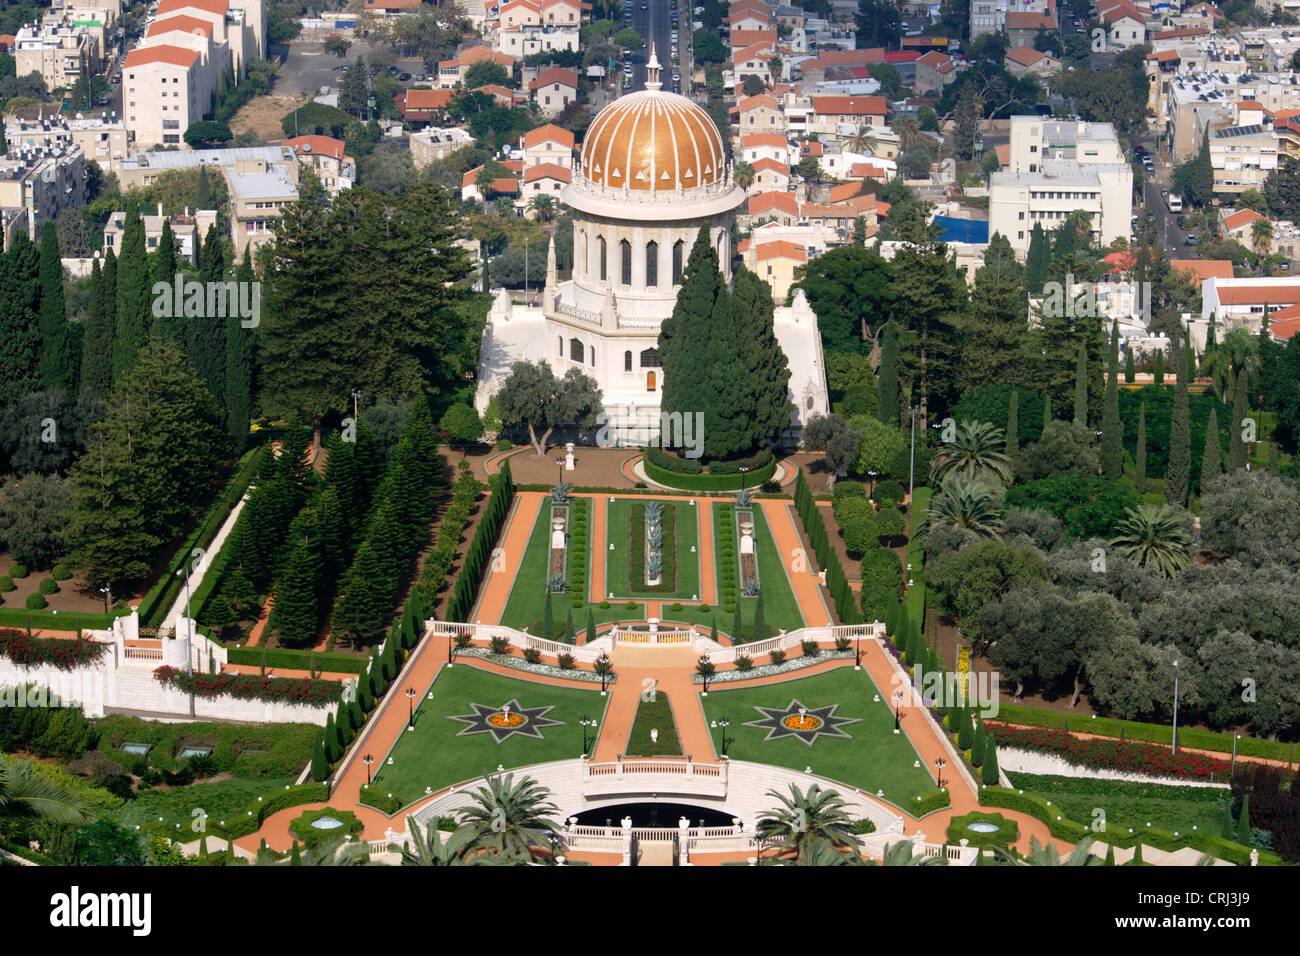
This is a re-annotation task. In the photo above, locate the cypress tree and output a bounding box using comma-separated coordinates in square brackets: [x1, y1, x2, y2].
[311, 733, 329, 781]
[709, 610, 718, 644]
[1167, 347, 1191, 507]
[543, 588, 554, 640]
[1206, 312, 1217, 353]
[37, 222, 74, 393]
[0, 231, 41, 406]
[113, 209, 150, 377]
[1131, 842, 1144, 866]
[197, 163, 212, 209]
[1104, 845, 1116, 866]
[1221, 797, 1236, 839]
[658, 226, 718, 438]
[290, 842, 302, 866]
[1136, 401, 1147, 492]
[322, 712, 340, 762]
[1006, 389, 1019, 464]
[971, 713, 985, 767]
[1201, 406, 1223, 486]
[563, 609, 575, 644]
[732, 266, 793, 447]
[1154, 348, 1164, 385]
[957, 706, 973, 751]
[752, 589, 766, 642]
[1102, 320, 1123, 479]
[982, 737, 1000, 786]
[878, 317, 900, 426]
[1042, 392, 1052, 430]
[201, 224, 224, 283]
[1124, 344, 1135, 384]
[733, 599, 743, 646]
[154, 218, 176, 286]
[1024, 223, 1049, 293]
[1228, 371, 1248, 471]
[1073, 337, 1089, 426]
[79, 257, 114, 398]
[1237, 793, 1251, 842]
[586, 606, 596, 645]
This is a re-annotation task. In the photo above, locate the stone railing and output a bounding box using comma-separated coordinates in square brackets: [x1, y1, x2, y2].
[555, 300, 603, 326]
[582, 756, 728, 797]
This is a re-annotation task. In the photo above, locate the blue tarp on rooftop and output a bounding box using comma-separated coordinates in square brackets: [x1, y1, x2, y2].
[933, 216, 989, 245]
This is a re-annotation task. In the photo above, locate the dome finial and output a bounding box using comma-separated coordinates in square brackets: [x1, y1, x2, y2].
[646, 44, 662, 91]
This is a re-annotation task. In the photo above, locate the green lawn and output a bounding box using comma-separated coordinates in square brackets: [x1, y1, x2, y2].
[114, 776, 297, 830]
[625, 691, 683, 756]
[369, 666, 608, 806]
[498, 498, 646, 634]
[604, 498, 700, 600]
[698, 667, 934, 807]
[1007, 772, 1231, 840]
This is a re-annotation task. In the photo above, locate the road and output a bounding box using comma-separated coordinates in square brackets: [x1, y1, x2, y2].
[622, 0, 685, 93]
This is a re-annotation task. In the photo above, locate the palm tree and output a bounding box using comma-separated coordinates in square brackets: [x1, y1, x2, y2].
[1108, 504, 1195, 578]
[846, 126, 879, 155]
[733, 160, 755, 191]
[456, 772, 561, 861]
[916, 475, 1005, 541]
[0, 757, 92, 824]
[1251, 217, 1274, 258]
[529, 194, 557, 223]
[930, 419, 1013, 485]
[756, 784, 857, 862]
[389, 815, 509, 866]
[880, 839, 947, 866]
[771, 835, 868, 865]
[997, 835, 1102, 866]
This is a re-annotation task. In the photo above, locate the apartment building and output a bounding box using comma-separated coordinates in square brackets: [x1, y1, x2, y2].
[1207, 112, 1278, 197]
[990, 117, 1132, 258]
[102, 207, 219, 262]
[494, 0, 580, 58]
[529, 67, 577, 116]
[437, 45, 514, 88]
[123, 45, 202, 148]
[521, 123, 574, 171]
[225, 156, 298, 258]
[116, 145, 294, 190]
[4, 112, 128, 172]
[0, 143, 88, 238]
[409, 126, 475, 168]
[806, 95, 889, 135]
[13, 21, 100, 93]
[284, 135, 355, 194]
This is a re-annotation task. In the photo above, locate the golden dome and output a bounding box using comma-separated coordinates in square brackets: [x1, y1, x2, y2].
[579, 53, 726, 194]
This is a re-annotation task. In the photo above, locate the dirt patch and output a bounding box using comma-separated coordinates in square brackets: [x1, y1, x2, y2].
[230, 94, 304, 142]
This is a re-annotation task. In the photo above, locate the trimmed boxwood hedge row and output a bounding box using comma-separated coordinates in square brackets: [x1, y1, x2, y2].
[912, 787, 951, 817]
[358, 786, 403, 814]
[210, 782, 330, 839]
[643, 456, 776, 491]
[224, 646, 367, 674]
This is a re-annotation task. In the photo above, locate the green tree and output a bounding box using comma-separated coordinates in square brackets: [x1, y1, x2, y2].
[793, 245, 894, 360]
[113, 208, 150, 378]
[1108, 504, 1195, 578]
[1024, 223, 1049, 293]
[1167, 352, 1191, 507]
[930, 419, 1012, 485]
[1136, 401, 1147, 492]
[439, 402, 484, 449]
[1200, 406, 1223, 485]
[496, 360, 602, 457]
[1228, 372, 1248, 471]
[1073, 338, 1089, 427]
[267, 513, 323, 647]
[732, 266, 795, 447]
[878, 318, 900, 426]
[1006, 389, 1020, 464]
[1102, 320, 1123, 479]
[962, 233, 1033, 390]
[457, 772, 561, 860]
[756, 783, 857, 863]
[79, 258, 113, 400]
[225, 249, 254, 451]
[37, 222, 73, 393]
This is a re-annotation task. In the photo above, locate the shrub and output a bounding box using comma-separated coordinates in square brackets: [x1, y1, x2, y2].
[0, 577, 13, 593]
[51, 564, 73, 581]
[8, 563, 29, 579]
[913, 787, 952, 816]
[358, 788, 403, 814]
[599, 600, 610, 609]
[38, 577, 58, 595]
[498, 439, 512, 450]
[832, 481, 867, 500]
[625, 601, 637, 610]
[735, 654, 753, 670]
[25, 593, 46, 610]
[874, 480, 905, 506]
[760, 479, 781, 494]
[557, 653, 576, 669]
[523, 648, 542, 664]
[947, 811, 1018, 848]
[841, 513, 879, 554]
[832, 496, 871, 528]
[873, 506, 906, 542]
[801, 640, 819, 657]
[489, 636, 510, 655]
[769, 649, 786, 665]
[834, 636, 852, 652]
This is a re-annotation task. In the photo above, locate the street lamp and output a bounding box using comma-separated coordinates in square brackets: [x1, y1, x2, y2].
[405, 687, 416, 729]
[99, 585, 110, 614]
[1171, 658, 1181, 756]
[556, 458, 565, 487]
[934, 757, 946, 790]
[595, 651, 612, 693]
[175, 563, 195, 718]
[580, 715, 598, 755]
[363, 753, 374, 785]
[350, 389, 361, 426]
[893, 689, 904, 732]
[711, 717, 730, 756]
[739, 464, 750, 498]
[854, 630, 861, 669]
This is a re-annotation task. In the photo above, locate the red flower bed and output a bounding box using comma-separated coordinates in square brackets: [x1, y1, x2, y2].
[988, 723, 1233, 780]
[153, 666, 343, 708]
[0, 628, 110, 670]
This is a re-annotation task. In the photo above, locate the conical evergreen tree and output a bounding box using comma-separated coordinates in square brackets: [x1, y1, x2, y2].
[878, 317, 900, 426]
[732, 266, 793, 447]
[1042, 392, 1052, 430]
[1104, 845, 1116, 866]
[1237, 793, 1251, 843]
[1154, 348, 1164, 385]
[1124, 344, 1135, 384]
[37, 222, 74, 393]
[1024, 223, 1049, 293]
[113, 208, 150, 377]
[311, 733, 329, 781]
[197, 163, 212, 210]
[752, 589, 766, 642]
[543, 588, 554, 640]
[331, 543, 387, 647]
[79, 257, 114, 398]
[268, 516, 323, 647]
[659, 226, 717, 430]
[971, 713, 985, 767]
[710, 610, 718, 644]
[1201, 406, 1223, 487]
[1073, 337, 1089, 426]
[322, 712, 340, 762]
[586, 606, 596, 645]
[154, 218, 176, 286]
[1167, 347, 1191, 507]
[1136, 401, 1147, 492]
[290, 842, 302, 865]
[732, 599, 743, 646]
[0, 231, 41, 406]
[1228, 371, 1248, 471]
[700, 271, 752, 459]
[563, 609, 575, 643]
[1102, 320, 1123, 479]
[1006, 389, 1019, 464]
[981, 737, 999, 786]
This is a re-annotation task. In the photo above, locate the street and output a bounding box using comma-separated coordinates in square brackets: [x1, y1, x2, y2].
[624, 0, 685, 93]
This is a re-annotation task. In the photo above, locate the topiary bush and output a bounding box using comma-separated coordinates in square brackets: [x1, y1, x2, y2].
[51, 564, 73, 581]
[0, 577, 13, 593]
[25, 592, 47, 610]
[9, 563, 29, 579]
[38, 577, 58, 595]
[832, 482, 867, 500]
[874, 480, 905, 507]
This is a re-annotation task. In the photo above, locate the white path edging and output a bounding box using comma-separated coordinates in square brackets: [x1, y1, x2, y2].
[1000, 748, 1232, 788]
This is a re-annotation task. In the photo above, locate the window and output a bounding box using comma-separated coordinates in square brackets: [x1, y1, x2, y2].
[640, 348, 661, 368]
[646, 370, 657, 391]
[590, 347, 595, 367]
[620, 239, 632, 285]
[624, 350, 633, 371]
[570, 338, 584, 362]
[558, 336, 564, 356]
[645, 240, 658, 287]
[598, 236, 606, 280]
[672, 239, 684, 284]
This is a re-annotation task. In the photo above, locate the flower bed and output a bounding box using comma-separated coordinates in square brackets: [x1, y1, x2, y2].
[153, 666, 344, 708]
[628, 501, 677, 593]
[987, 723, 1233, 781]
[690, 650, 855, 683]
[0, 629, 110, 670]
[454, 646, 615, 684]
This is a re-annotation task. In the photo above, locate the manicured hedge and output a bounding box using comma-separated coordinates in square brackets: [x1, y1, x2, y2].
[448, 461, 515, 622]
[137, 446, 267, 627]
[793, 469, 861, 624]
[0, 608, 129, 631]
[646, 445, 703, 474]
[211, 782, 330, 838]
[912, 787, 951, 817]
[0, 629, 110, 670]
[153, 665, 344, 707]
[643, 456, 776, 491]
[224, 646, 367, 674]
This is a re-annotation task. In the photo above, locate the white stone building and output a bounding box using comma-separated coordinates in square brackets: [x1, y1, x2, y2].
[474, 51, 829, 446]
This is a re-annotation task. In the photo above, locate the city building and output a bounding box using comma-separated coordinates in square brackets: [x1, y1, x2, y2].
[4, 111, 128, 172]
[102, 206, 219, 262]
[284, 135, 355, 194]
[13, 20, 101, 93]
[529, 67, 578, 116]
[0, 142, 88, 238]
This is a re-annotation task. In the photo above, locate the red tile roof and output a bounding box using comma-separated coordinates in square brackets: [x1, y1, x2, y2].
[124, 45, 200, 69]
[523, 123, 575, 149]
[738, 93, 781, 111]
[155, 0, 228, 16]
[1169, 259, 1233, 282]
[1006, 45, 1048, 67]
[285, 135, 348, 161]
[748, 191, 799, 216]
[146, 14, 214, 37]
[1213, 284, 1300, 306]
[1005, 10, 1056, 29]
[530, 67, 578, 90]
[811, 95, 889, 117]
[402, 88, 453, 111]
[523, 162, 570, 184]
[1223, 208, 1266, 231]
[755, 240, 806, 262]
[751, 157, 789, 175]
[828, 182, 864, 203]
[742, 132, 787, 149]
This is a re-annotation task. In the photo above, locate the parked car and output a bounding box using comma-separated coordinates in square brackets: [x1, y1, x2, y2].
[1176, 215, 1185, 228]
[398, 72, 411, 81]
[1185, 234, 1198, 246]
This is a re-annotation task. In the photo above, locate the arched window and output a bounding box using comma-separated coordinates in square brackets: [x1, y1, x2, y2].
[598, 236, 606, 281]
[570, 338, 584, 362]
[590, 346, 596, 367]
[645, 240, 658, 287]
[557, 336, 563, 356]
[620, 239, 632, 285]
[672, 239, 684, 285]
[624, 350, 633, 371]
[646, 370, 657, 391]
[640, 347, 661, 368]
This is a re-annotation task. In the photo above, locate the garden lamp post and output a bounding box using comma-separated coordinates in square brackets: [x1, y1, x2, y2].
[363, 753, 374, 785]
[596, 652, 612, 693]
[697, 654, 713, 694]
[934, 757, 946, 790]
[739, 464, 750, 497]
[405, 687, 416, 729]
[893, 689, 903, 731]
[99, 585, 110, 614]
[548, 832, 561, 864]
[556, 458, 565, 487]
[1171, 658, 1181, 756]
[855, 630, 861, 669]
[176, 563, 195, 718]
[580, 715, 598, 756]
[711, 716, 730, 757]
[351, 389, 361, 427]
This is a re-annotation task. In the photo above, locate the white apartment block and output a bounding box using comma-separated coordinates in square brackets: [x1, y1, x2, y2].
[0, 143, 88, 238]
[42, 4, 120, 53]
[225, 156, 298, 258]
[493, 0, 580, 59]
[103, 207, 219, 262]
[990, 117, 1133, 258]
[1208, 119, 1279, 196]
[13, 21, 101, 93]
[1163, 70, 1300, 163]
[5, 112, 129, 171]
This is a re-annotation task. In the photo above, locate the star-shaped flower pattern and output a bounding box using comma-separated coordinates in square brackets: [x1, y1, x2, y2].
[446, 700, 563, 743]
[744, 699, 861, 747]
